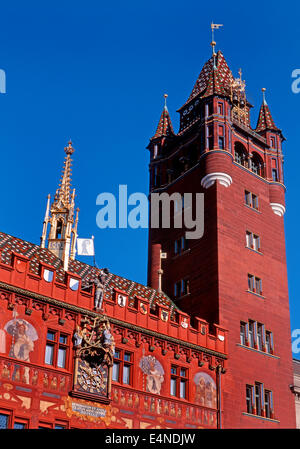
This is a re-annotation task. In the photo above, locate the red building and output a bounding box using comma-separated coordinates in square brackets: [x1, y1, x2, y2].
[147, 47, 295, 428]
[0, 41, 296, 430]
[0, 140, 227, 429]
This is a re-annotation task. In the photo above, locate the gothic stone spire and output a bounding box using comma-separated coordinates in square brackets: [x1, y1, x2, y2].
[40, 141, 79, 271]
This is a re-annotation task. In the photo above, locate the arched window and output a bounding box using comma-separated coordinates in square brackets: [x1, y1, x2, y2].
[56, 220, 63, 239]
[250, 153, 264, 177]
[234, 142, 248, 167]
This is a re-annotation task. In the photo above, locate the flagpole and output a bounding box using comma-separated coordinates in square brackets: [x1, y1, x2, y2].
[92, 235, 96, 267]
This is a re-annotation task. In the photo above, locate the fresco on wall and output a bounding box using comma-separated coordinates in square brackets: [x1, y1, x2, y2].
[194, 372, 217, 409]
[139, 355, 164, 395]
[0, 311, 38, 383]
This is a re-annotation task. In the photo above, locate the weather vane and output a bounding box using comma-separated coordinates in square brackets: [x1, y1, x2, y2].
[210, 22, 223, 56]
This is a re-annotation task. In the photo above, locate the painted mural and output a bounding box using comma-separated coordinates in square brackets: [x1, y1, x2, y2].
[0, 311, 38, 384]
[194, 372, 217, 409]
[139, 355, 164, 395]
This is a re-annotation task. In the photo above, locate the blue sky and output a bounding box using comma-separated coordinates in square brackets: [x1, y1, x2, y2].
[0, 1, 299, 357]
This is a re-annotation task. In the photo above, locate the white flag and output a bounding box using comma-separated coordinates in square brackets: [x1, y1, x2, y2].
[77, 238, 95, 256]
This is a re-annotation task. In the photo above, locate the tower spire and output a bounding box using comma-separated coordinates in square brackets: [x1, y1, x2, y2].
[151, 94, 174, 140]
[256, 88, 279, 133]
[40, 140, 79, 270]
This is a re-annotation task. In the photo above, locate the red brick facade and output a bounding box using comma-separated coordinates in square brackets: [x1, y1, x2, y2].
[147, 51, 295, 428]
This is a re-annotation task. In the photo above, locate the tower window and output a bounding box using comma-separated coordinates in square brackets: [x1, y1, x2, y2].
[272, 158, 278, 181]
[174, 236, 188, 255]
[218, 125, 225, 149]
[246, 231, 261, 252]
[234, 142, 248, 167]
[257, 323, 264, 351]
[206, 125, 213, 150]
[272, 169, 278, 182]
[218, 102, 224, 115]
[246, 385, 254, 414]
[56, 220, 63, 239]
[265, 331, 273, 354]
[264, 390, 273, 418]
[239, 320, 273, 354]
[248, 320, 255, 347]
[205, 102, 213, 117]
[244, 191, 259, 210]
[250, 153, 264, 177]
[270, 136, 276, 149]
[153, 166, 161, 188]
[255, 382, 263, 416]
[247, 274, 262, 296]
[246, 383, 274, 418]
[240, 322, 247, 345]
[174, 278, 189, 298]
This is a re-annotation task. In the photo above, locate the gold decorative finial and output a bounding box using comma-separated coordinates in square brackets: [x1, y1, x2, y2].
[64, 139, 74, 155]
[164, 93, 168, 109]
[262, 88, 267, 105]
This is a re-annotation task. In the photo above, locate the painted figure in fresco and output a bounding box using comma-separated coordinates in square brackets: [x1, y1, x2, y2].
[0, 329, 6, 353]
[139, 355, 165, 395]
[194, 372, 217, 409]
[5, 318, 37, 362]
[4, 313, 38, 384]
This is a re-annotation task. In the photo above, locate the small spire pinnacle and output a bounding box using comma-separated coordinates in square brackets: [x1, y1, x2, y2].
[42, 141, 79, 269]
[64, 139, 74, 155]
[262, 88, 267, 105]
[164, 93, 168, 110]
[151, 96, 174, 139]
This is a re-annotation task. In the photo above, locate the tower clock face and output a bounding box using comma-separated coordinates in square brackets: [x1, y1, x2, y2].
[77, 360, 108, 395]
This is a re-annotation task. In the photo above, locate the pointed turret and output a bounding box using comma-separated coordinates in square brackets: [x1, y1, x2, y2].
[40, 140, 79, 271]
[151, 94, 175, 140]
[256, 88, 279, 133]
[180, 51, 234, 109]
[53, 140, 74, 208]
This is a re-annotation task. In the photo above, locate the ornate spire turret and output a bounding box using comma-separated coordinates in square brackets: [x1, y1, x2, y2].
[151, 94, 175, 140]
[40, 140, 79, 270]
[256, 88, 279, 133]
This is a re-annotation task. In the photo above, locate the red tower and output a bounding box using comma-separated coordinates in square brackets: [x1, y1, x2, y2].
[147, 48, 296, 428]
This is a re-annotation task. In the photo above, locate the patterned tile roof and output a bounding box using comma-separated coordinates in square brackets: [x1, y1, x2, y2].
[179, 51, 234, 109]
[0, 231, 178, 312]
[256, 101, 279, 133]
[151, 105, 175, 140]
